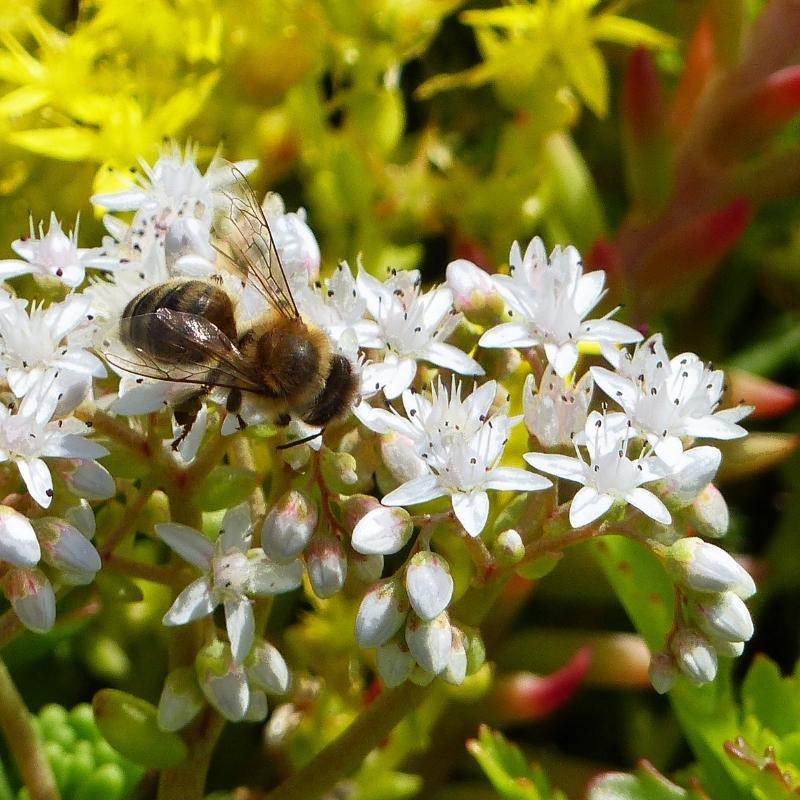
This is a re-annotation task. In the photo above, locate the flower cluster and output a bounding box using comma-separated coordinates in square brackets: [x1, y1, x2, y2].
[0, 142, 756, 731]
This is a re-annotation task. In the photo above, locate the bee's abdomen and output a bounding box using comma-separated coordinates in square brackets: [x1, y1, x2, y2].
[303, 354, 358, 426]
[122, 280, 236, 362]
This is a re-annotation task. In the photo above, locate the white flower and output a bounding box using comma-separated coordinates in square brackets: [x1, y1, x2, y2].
[591, 334, 751, 463]
[357, 268, 483, 399]
[157, 504, 303, 663]
[523, 367, 593, 448]
[0, 293, 105, 411]
[0, 380, 108, 508]
[525, 411, 670, 528]
[0, 213, 106, 288]
[262, 193, 321, 287]
[479, 238, 642, 377]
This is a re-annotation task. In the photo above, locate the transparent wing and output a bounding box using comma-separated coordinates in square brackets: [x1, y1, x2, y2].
[98, 309, 265, 394]
[213, 160, 299, 320]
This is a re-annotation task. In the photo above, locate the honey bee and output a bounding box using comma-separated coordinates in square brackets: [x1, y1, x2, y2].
[101, 163, 359, 447]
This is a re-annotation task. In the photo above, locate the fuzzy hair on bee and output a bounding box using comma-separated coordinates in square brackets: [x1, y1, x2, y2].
[99, 161, 359, 447]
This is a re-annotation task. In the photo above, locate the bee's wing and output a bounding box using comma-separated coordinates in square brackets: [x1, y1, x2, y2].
[99, 309, 265, 394]
[213, 161, 300, 320]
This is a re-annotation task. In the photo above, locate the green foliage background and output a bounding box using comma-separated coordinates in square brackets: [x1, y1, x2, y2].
[2, 1, 800, 799]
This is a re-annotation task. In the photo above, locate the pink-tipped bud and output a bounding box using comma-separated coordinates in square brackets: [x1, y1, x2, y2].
[247, 639, 290, 695]
[442, 626, 468, 686]
[351, 506, 413, 556]
[493, 529, 525, 565]
[689, 483, 729, 539]
[157, 667, 204, 732]
[356, 577, 408, 648]
[64, 500, 96, 539]
[341, 494, 382, 533]
[404, 551, 453, 622]
[671, 629, 717, 685]
[306, 532, 347, 599]
[669, 538, 756, 599]
[405, 612, 452, 675]
[320, 449, 360, 493]
[351, 552, 384, 583]
[33, 517, 101, 584]
[2, 567, 55, 633]
[648, 650, 677, 694]
[56, 459, 116, 501]
[692, 591, 754, 643]
[380, 432, 429, 485]
[445, 258, 502, 325]
[261, 490, 317, 562]
[196, 641, 249, 723]
[376, 639, 414, 688]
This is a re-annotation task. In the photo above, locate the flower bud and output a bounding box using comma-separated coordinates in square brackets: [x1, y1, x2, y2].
[261, 490, 317, 561]
[157, 667, 205, 732]
[493, 529, 525, 565]
[445, 258, 503, 325]
[376, 640, 414, 688]
[264, 702, 302, 749]
[57, 459, 116, 501]
[669, 538, 756, 599]
[351, 552, 384, 583]
[648, 650, 677, 695]
[2, 567, 55, 632]
[341, 494, 382, 533]
[306, 532, 347, 599]
[33, 518, 102, 584]
[248, 640, 290, 695]
[320, 449, 359, 493]
[692, 591, 754, 643]
[380, 432, 429, 484]
[671, 630, 718, 685]
[351, 506, 413, 556]
[654, 447, 721, 510]
[405, 612, 452, 675]
[196, 642, 250, 722]
[0, 505, 41, 567]
[709, 638, 745, 658]
[442, 626, 468, 686]
[64, 500, 96, 539]
[404, 551, 453, 622]
[355, 578, 408, 648]
[689, 483, 729, 539]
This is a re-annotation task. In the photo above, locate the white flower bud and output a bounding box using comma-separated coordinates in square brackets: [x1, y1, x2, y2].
[64, 500, 96, 539]
[264, 703, 302, 749]
[0, 505, 41, 568]
[376, 641, 414, 688]
[243, 690, 269, 722]
[672, 630, 718, 685]
[690, 483, 729, 539]
[33, 518, 101, 584]
[405, 612, 452, 675]
[57, 459, 116, 501]
[355, 578, 408, 648]
[351, 552, 384, 583]
[157, 667, 204, 731]
[306, 532, 347, 599]
[197, 645, 249, 722]
[248, 640, 290, 695]
[648, 650, 677, 694]
[2, 568, 55, 633]
[709, 638, 745, 658]
[446, 258, 501, 322]
[693, 591, 753, 643]
[493, 529, 525, 564]
[352, 506, 413, 556]
[442, 626, 468, 686]
[669, 538, 756, 599]
[654, 447, 721, 509]
[404, 551, 453, 622]
[261, 490, 317, 561]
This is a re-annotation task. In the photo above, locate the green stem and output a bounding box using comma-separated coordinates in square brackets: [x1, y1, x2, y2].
[0, 658, 60, 800]
[263, 682, 429, 800]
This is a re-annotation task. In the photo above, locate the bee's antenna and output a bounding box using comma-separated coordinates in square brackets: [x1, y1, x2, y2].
[276, 430, 324, 450]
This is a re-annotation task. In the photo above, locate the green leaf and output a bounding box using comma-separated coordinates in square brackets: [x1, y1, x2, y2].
[92, 689, 188, 769]
[193, 465, 260, 511]
[468, 725, 566, 800]
[742, 655, 800, 737]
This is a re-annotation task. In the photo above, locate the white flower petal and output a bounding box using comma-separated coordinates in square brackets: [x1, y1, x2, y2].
[569, 486, 613, 528]
[225, 598, 255, 663]
[421, 342, 483, 376]
[523, 453, 586, 483]
[483, 466, 552, 492]
[382, 474, 443, 507]
[451, 491, 489, 537]
[163, 578, 216, 625]
[625, 487, 671, 524]
[479, 323, 537, 349]
[18, 458, 53, 508]
[0, 506, 41, 567]
[156, 523, 214, 570]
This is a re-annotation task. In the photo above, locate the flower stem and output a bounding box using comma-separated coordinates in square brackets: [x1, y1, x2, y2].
[0, 658, 60, 800]
[263, 681, 429, 800]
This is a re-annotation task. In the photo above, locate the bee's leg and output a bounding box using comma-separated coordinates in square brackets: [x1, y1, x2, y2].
[226, 389, 247, 431]
[172, 392, 204, 450]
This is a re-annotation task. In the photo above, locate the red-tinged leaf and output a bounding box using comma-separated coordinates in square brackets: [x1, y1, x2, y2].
[488, 647, 591, 724]
[671, 14, 716, 135]
[718, 433, 800, 481]
[726, 369, 799, 420]
[623, 48, 664, 142]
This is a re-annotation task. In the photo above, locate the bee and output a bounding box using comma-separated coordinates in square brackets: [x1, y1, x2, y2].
[101, 163, 359, 447]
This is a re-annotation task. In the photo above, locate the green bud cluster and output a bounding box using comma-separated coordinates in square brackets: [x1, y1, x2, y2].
[17, 704, 143, 800]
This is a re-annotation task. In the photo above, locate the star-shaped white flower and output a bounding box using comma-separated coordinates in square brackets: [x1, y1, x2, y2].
[357, 268, 483, 399]
[157, 504, 303, 663]
[591, 334, 751, 463]
[0, 292, 105, 412]
[479, 237, 642, 377]
[525, 411, 671, 528]
[0, 213, 106, 288]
